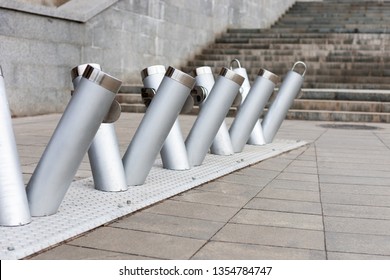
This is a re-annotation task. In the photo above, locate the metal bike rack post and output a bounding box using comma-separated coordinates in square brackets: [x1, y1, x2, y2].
[0, 66, 31, 226]
[231, 59, 267, 145]
[185, 68, 244, 167]
[122, 67, 194, 186]
[262, 61, 307, 143]
[27, 65, 122, 216]
[193, 66, 234, 156]
[229, 68, 279, 153]
[141, 65, 190, 171]
[71, 64, 127, 192]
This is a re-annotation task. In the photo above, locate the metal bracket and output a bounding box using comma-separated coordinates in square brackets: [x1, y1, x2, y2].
[140, 87, 156, 108]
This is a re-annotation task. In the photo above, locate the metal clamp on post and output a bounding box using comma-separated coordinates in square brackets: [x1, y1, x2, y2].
[0, 66, 31, 226]
[140, 87, 156, 108]
[27, 65, 122, 216]
[262, 61, 307, 144]
[190, 86, 208, 106]
[71, 63, 127, 193]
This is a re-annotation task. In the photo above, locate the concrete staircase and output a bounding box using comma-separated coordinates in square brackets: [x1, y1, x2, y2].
[118, 0, 390, 122]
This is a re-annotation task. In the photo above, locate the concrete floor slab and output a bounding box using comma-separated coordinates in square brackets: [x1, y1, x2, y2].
[245, 198, 322, 215]
[192, 241, 326, 260]
[212, 223, 325, 251]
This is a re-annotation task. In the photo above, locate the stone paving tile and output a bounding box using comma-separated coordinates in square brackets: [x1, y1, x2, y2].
[245, 198, 322, 215]
[110, 212, 224, 240]
[324, 216, 390, 236]
[257, 188, 321, 203]
[317, 161, 390, 172]
[318, 167, 390, 178]
[231, 209, 323, 231]
[192, 241, 326, 260]
[69, 227, 207, 260]
[321, 192, 390, 207]
[144, 200, 239, 222]
[250, 158, 293, 172]
[212, 223, 325, 251]
[326, 232, 390, 256]
[194, 181, 260, 197]
[283, 165, 318, 174]
[172, 189, 253, 208]
[320, 174, 390, 186]
[235, 168, 280, 180]
[288, 160, 317, 168]
[276, 172, 319, 183]
[322, 203, 390, 220]
[327, 252, 390, 260]
[266, 179, 319, 191]
[320, 183, 390, 196]
[29, 244, 154, 260]
[218, 173, 273, 187]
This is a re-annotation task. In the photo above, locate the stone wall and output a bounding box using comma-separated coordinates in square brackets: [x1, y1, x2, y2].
[0, 0, 295, 116]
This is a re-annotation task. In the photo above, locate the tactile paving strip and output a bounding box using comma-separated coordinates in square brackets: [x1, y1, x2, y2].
[0, 139, 307, 259]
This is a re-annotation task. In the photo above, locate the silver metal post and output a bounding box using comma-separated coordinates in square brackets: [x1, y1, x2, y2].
[141, 65, 190, 171]
[231, 59, 267, 146]
[26, 65, 122, 216]
[262, 61, 307, 143]
[185, 68, 244, 166]
[71, 64, 127, 192]
[123, 67, 194, 186]
[229, 68, 279, 153]
[193, 67, 235, 156]
[0, 66, 31, 226]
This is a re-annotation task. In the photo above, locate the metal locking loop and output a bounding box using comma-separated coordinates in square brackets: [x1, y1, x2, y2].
[292, 61, 307, 77]
[230, 59, 242, 70]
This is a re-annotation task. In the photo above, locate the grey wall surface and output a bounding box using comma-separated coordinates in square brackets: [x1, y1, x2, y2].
[0, 0, 295, 116]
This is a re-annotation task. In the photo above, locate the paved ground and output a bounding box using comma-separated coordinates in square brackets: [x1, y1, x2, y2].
[10, 113, 390, 260]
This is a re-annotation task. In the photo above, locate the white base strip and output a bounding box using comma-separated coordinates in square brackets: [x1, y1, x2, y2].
[0, 139, 307, 260]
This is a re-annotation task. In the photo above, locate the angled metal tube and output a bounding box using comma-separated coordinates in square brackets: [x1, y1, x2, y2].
[231, 61, 267, 146]
[0, 66, 31, 226]
[229, 68, 279, 153]
[71, 64, 127, 192]
[185, 68, 244, 166]
[262, 61, 307, 143]
[26, 65, 122, 216]
[123, 67, 194, 186]
[193, 67, 235, 156]
[141, 65, 190, 171]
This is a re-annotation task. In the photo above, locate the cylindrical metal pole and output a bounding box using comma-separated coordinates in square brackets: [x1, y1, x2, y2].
[122, 67, 194, 186]
[262, 61, 307, 143]
[185, 68, 244, 166]
[141, 65, 190, 171]
[0, 66, 31, 226]
[71, 64, 127, 192]
[88, 123, 127, 192]
[26, 65, 122, 216]
[231, 60, 266, 146]
[193, 67, 235, 156]
[229, 68, 279, 153]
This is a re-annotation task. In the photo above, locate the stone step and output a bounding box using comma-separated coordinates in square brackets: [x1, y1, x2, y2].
[299, 89, 390, 102]
[284, 109, 390, 123]
[116, 93, 142, 105]
[121, 103, 146, 114]
[291, 99, 390, 113]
